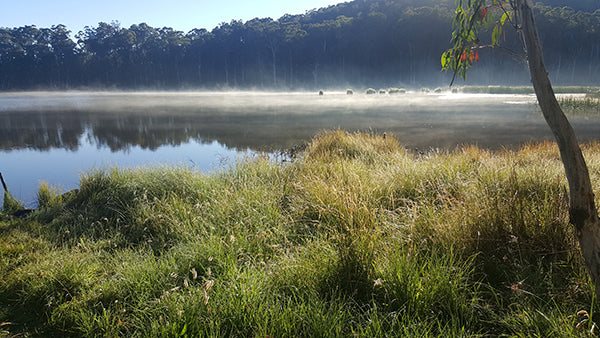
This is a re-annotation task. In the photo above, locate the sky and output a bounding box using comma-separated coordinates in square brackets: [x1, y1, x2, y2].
[0, 0, 348, 35]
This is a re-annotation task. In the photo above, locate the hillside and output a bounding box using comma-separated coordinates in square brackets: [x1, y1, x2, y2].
[0, 0, 598, 89]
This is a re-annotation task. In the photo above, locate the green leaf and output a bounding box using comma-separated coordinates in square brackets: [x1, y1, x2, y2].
[501, 12, 509, 25]
[492, 24, 501, 45]
[468, 30, 476, 41]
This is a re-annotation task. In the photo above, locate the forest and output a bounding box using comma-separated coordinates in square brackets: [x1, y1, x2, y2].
[0, 0, 599, 90]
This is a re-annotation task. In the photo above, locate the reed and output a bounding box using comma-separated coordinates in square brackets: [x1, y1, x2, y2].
[559, 95, 600, 116]
[461, 85, 600, 95]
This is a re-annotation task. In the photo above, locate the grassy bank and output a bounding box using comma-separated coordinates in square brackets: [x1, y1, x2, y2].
[1, 131, 600, 336]
[459, 85, 600, 116]
[459, 85, 600, 95]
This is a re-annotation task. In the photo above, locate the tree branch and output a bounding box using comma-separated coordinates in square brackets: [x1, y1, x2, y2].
[472, 44, 527, 63]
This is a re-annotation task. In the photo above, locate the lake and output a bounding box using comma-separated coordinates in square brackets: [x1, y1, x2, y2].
[1, 90, 599, 207]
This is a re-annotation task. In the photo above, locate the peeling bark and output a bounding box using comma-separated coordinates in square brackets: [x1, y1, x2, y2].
[517, 0, 600, 289]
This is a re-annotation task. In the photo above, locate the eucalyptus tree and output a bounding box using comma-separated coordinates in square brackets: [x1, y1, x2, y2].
[185, 28, 213, 84]
[211, 20, 246, 86]
[533, 5, 600, 83]
[157, 27, 190, 86]
[249, 18, 282, 86]
[279, 19, 307, 86]
[305, 16, 353, 87]
[442, 0, 600, 291]
[77, 21, 129, 85]
[129, 23, 161, 86]
[47, 25, 77, 87]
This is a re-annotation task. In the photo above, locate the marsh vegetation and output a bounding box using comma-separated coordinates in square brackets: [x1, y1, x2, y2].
[1, 131, 599, 336]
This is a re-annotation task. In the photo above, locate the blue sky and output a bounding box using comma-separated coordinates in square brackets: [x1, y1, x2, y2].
[0, 0, 347, 34]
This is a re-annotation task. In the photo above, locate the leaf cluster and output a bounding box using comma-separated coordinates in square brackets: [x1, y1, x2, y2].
[442, 0, 513, 84]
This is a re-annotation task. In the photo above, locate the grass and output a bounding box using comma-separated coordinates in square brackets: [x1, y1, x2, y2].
[559, 95, 600, 116]
[1, 130, 600, 336]
[458, 85, 600, 116]
[2, 191, 23, 214]
[460, 85, 600, 95]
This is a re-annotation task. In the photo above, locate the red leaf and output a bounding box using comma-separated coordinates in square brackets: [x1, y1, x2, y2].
[475, 50, 479, 63]
[482, 7, 488, 19]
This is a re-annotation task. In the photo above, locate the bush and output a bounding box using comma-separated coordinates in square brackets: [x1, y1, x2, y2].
[388, 87, 406, 94]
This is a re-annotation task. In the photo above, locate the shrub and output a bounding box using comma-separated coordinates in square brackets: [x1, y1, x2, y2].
[388, 87, 406, 94]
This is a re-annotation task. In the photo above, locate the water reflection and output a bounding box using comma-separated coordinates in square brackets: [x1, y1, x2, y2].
[0, 91, 562, 152]
[3, 91, 600, 207]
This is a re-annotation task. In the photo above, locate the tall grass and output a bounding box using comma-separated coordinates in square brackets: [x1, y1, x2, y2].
[1, 131, 599, 336]
[2, 191, 23, 214]
[559, 95, 600, 116]
[461, 85, 600, 95]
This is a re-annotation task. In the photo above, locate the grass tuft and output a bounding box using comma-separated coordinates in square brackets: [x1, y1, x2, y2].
[2, 191, 23, 214]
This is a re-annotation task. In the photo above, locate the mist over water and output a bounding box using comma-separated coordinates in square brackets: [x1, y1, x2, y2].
[2, 90, 600, 206]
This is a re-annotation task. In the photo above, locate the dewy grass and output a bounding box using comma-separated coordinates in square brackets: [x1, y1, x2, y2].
[1, 130, 600, 336]
[559, 95, 600, 116]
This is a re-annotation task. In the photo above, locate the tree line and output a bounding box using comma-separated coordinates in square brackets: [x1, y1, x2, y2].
[0, 0, 598, 90]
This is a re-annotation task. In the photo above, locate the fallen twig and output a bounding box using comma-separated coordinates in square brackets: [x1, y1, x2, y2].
[0, 172, 7, 192]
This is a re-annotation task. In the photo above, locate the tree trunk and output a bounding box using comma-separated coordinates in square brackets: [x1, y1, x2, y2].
[271, 47, 277, 86]
[518, 0, 600, 287]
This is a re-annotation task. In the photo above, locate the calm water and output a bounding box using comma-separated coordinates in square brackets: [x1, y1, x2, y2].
[1, 90, 599, 206]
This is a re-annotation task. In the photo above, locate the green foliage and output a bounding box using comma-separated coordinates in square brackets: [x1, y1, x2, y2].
[37, 182, 63, 209]
[0, 1, 598, 89]
[366, 88, 377, 94]
[1, 132, 600, 336]
[442, 0, 513, 83]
